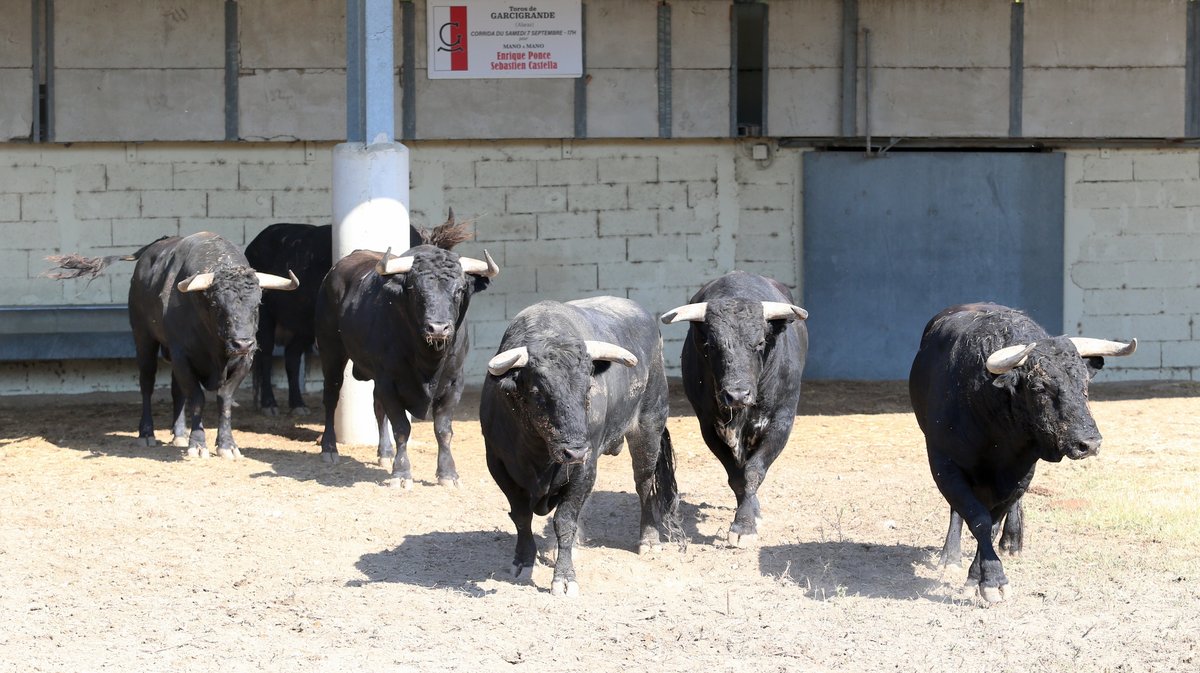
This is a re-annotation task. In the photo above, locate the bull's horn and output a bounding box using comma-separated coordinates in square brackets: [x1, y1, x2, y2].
[460, 249, 500, 278]
[584, 341, 638, 367]
[376, 247, 414, 276]
[488, 347, 529, 376]
[177, 273, 214, 293]
[762, 301, 809, 321]
[1070, 337, 1137, 358]
[986, 343, 1038, 375]
[660, 302, 707, 324]
[257, 270, 300, 291]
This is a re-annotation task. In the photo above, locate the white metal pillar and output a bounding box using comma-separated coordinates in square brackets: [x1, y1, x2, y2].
[332, 0, 415, 445]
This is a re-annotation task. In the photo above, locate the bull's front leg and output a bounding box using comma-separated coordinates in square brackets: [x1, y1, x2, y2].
[550, 465, 597, 597]
[214, 377, 243, 459]
[133, 334, 160, 447]
[928, 449, 1007, 603]
[487, 451, 536, 580]
[432, 400, 459, 487]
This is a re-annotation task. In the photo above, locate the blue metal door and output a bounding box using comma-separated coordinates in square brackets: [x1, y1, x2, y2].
[802, 151, 1065, 380]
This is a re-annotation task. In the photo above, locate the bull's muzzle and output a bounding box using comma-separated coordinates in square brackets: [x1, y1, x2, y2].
[719, 388, 755, 410]
[226, 338, 257, 357]
[424, 323, 453, 351]
[1065, 437, 1101, 460]
[557, 445, 591, 466]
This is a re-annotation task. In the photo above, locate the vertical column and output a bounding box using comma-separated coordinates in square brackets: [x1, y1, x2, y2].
[840, 0, 858, 137]
[334, 0, 411, 446]
[657, 2, 672, 139]
[1187, 0, 1200, 136]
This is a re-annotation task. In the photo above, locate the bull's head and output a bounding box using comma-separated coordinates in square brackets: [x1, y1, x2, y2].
[177, 266, 298, 357]
[487, 338, 638, 465]
[986, 336, 1136, 461]
[662, 299, 807, 411]
[374, 247, 498, 351]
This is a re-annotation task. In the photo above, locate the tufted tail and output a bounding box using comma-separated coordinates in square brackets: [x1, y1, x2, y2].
[651, 427, 687, 551]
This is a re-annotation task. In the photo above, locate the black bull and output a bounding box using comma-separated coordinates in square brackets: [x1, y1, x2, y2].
[480, 297, 683, 597]
[909, 303, 1136, 603]
[661, 271, 809, 547]
[48, 232, 298, 456]
[315, 244, 498, 487]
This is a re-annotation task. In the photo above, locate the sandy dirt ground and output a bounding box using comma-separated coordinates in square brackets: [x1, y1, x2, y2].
[1, 379, 1197, 673]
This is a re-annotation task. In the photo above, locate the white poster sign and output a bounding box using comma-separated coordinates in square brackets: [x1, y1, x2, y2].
[428, 1, 582, 79]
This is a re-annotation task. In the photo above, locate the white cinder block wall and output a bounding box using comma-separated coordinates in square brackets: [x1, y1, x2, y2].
[0, 139, 802, 395]
[1065, 149, 1200, 381]
[2, 144, 1199, 394]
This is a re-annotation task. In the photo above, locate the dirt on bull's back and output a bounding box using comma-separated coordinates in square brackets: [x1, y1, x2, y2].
[0, 380, 1197, 672]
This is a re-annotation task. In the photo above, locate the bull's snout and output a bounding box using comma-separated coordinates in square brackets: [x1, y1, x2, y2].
[1066, 437, 1101, 460]
[719, 388, 755, 409]
[558, 445, 590, 465]
[424, 322, 453, 350]
[226, 338, 257, 356]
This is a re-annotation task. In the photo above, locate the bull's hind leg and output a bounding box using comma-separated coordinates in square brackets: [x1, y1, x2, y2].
[254, 311, 279, 415]
[283, 338, 311, 415]
[375, 389, 413, 490]
[318, 347, 347, 463]
[175, 374, 209, 459]
[133, 335, 161, 447]
[372, 398, 396, 469]
[625, 424, 682, 555]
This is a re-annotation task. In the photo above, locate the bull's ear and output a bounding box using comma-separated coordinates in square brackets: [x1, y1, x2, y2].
[591, 360, 613, 377]
[472, 274, 492, 294]
[991, 370, 1019, 392]
[1085, 356, 1105, 378]
[767, 318, 792, 337]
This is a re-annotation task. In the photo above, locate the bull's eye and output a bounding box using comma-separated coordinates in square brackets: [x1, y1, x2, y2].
[754, 339, 766, 352]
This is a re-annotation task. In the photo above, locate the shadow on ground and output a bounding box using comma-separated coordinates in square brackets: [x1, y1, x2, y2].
[759, 540, 947, 601]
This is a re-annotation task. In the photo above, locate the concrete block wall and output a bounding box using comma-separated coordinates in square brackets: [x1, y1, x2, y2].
[1024, 0, 1187, 137]
[0, 0, 33, 141]
[856, 0, 1010, 138]
[0, 138, 802, 395]
[1065, 149, 1200, 381]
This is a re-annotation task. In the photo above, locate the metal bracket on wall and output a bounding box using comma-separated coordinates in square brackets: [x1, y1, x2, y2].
[1009, 0, 1024, 138]
[1187, 0, 1200, 136]
[401, 0, 416, 140]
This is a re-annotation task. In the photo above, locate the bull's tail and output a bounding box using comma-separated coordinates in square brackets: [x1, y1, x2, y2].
[43, 236, 166, 280]
[651, 426, 688, 551]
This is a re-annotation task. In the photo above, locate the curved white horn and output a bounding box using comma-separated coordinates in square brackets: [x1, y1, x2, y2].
[375, 247, 415, 276]
[1070, 337, 1137, 358]
[660, 302, 708, 325]
[257, 269, 300, 291]
[583, 341, 638, 367]
[459, 249, 500, 278]
[488, 347, 529, 376]
[762, 301, 809, 321]
[177, 273, 215, 293]
[986, 343, 1038, 375]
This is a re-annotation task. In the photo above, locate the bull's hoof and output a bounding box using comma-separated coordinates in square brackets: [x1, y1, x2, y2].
[377, 456, 394, 470]
[511, 563, 533, 581]
[187, 446, 211, 459]
[387, 477, 414, 491]
[979, 585, 1007, 604]
[172, 436, 190, 449]
[320, 452, 339, 465]
[437, 477, 460, 489]
[288, 406, 311, 417]
[133, 436, 160, 448]
[261, 406, 279, 418]
[216, 447, 240, 459]
[550, 580, 580, 597]
[638, 542, 663, 556]
[727, 529, 758, 548]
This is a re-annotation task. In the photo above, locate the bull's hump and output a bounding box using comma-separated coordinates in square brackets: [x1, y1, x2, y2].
[567, 296, 644, 318]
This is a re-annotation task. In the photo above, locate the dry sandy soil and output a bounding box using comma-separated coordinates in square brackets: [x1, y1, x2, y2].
[1, 379, 1197, 672]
